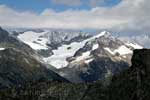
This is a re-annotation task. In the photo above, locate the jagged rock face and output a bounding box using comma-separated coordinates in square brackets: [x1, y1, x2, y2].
[46, 31, 90, 48]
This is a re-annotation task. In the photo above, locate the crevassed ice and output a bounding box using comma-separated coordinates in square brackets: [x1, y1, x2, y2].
[92, 44, 99, 50]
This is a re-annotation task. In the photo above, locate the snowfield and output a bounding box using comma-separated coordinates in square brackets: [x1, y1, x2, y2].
[43, 42, 86, 68]
[18, 31, 49, 50]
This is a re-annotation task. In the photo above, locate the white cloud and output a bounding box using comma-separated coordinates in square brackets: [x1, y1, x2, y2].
[0, 0, 149, 34]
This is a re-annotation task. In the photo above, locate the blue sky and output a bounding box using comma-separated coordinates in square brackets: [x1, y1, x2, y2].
[0, 0, 121, 13]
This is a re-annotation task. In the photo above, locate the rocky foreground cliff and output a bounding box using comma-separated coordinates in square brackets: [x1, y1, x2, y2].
[109, 49, 150, 100]
[0, 49, 150, 100]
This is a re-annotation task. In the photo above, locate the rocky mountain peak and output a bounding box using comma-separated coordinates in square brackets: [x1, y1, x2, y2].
[96, 31, 111, 38]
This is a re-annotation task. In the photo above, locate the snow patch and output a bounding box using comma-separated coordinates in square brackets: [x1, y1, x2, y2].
[104, 47, 115, 55]
[75, 51, 91, 62]
[105, 45, 133, 55]
[84, 58, 93, 64]
[0, 48, 5, 51]
[123, 55, 127, 58]
[114, 45, 133, 55]
[92, 44, 99, 50]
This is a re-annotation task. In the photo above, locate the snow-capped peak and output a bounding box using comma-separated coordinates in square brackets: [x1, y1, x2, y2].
[84, 31, 111, 43]
[94, 31, 111, 38]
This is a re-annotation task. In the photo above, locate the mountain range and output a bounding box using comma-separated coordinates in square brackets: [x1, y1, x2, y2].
[0, 26, 149, 100]
[7, 27, 143, 83]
